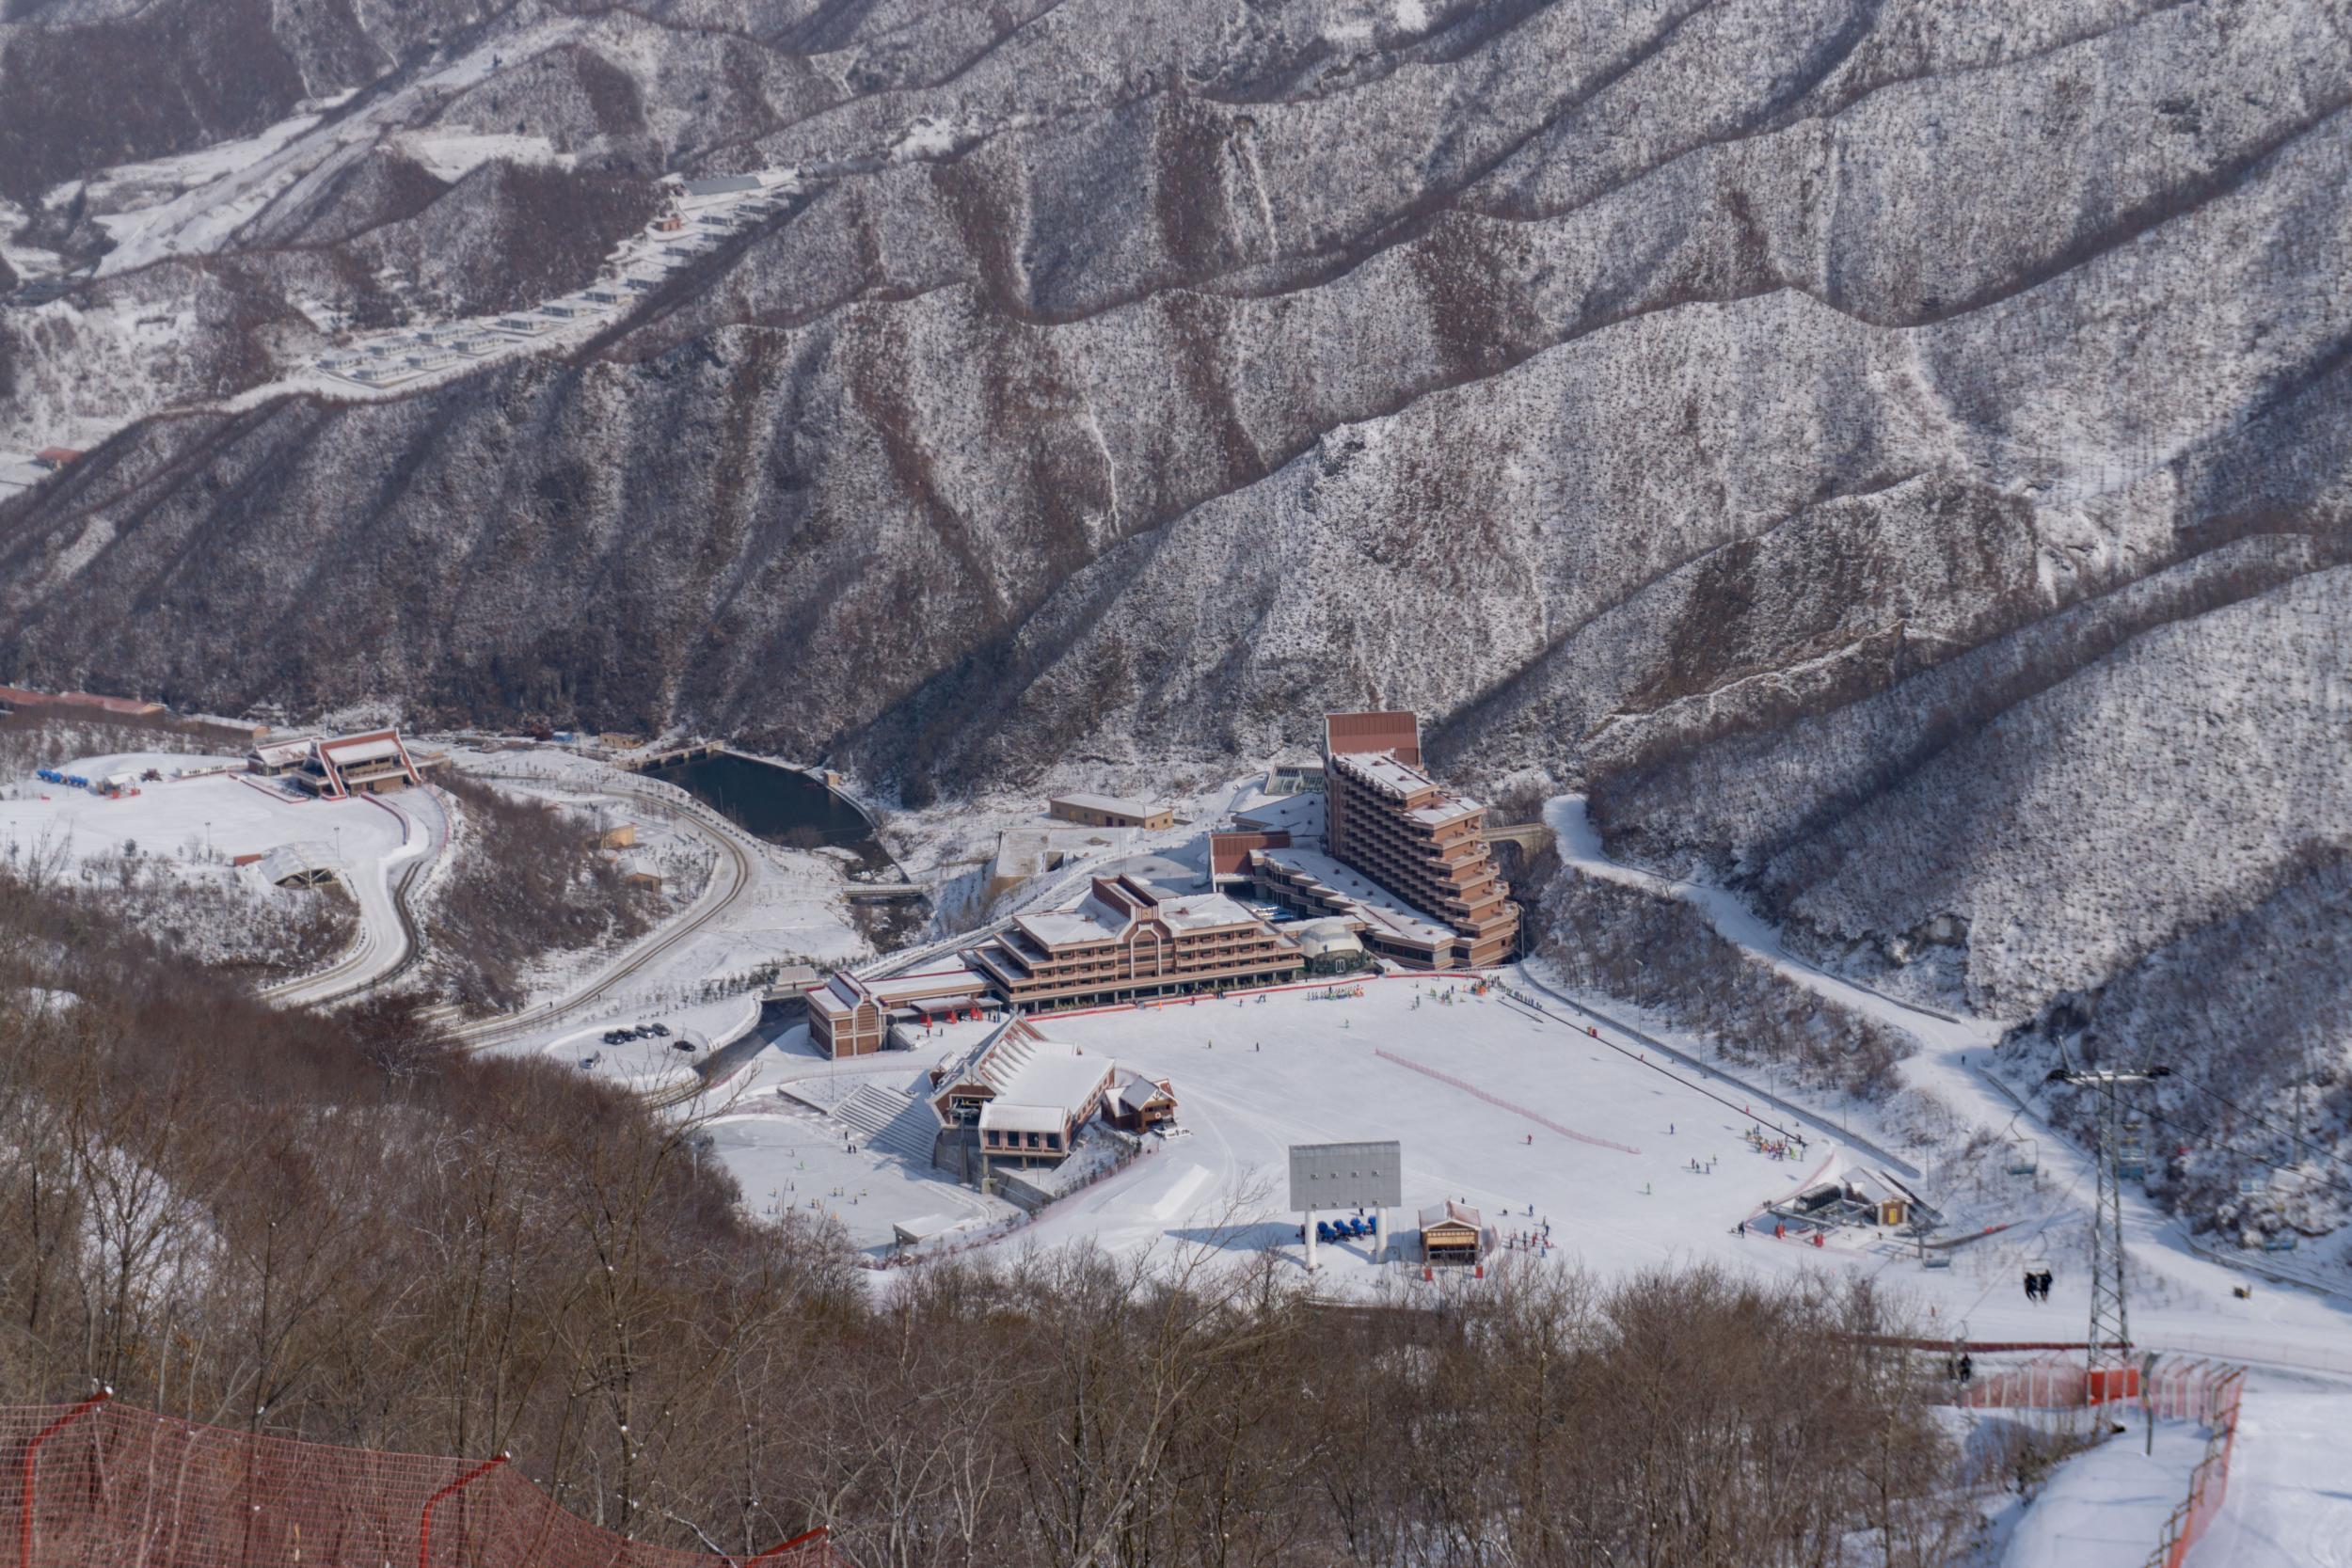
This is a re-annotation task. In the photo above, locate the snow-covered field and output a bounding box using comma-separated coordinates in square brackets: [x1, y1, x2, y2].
[0, 752, 434, 987]
[701, 784, 2352, 1402]
[2192, 1373, 2352, 1567]
[0, 752, 437, 987]
[684, 1020, 1017, 1250]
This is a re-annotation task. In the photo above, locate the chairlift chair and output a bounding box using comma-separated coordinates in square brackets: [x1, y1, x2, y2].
[2115, 1119, 2149, 1180]
[2004, 1136, 2039, 1176]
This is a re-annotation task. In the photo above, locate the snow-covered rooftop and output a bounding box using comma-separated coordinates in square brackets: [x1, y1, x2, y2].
[1331, 749, 1438, 800]
[1258, 846, 1455, 948]
[1052, 791, 1169, 818]
[978, 1101, 1068, 1135]
[257, 842, 340, 885]
[1153, 891, 1263, 931]
[939, 1021, 1117, 1133]
[1018, 907, 1120, 948]
[1014, 876, 1269, 951]
[866, 961, 991, 1006]
[1232, 791, 1325, 837]
[321, 736, 402, 765]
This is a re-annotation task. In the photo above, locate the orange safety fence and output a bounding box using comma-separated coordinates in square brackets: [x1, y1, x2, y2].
[1, 1397, 839, 1568]
[2143, 1367, 2246, 1568]
[1938, 1352, 2240, 1417]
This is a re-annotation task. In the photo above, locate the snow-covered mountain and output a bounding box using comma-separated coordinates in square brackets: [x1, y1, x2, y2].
[1, 0, 2346, 1050]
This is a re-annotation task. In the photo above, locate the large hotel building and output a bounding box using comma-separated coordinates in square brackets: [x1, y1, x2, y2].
[1221, 710, 1519, 970]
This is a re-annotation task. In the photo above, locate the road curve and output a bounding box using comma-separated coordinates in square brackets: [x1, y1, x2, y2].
[448, 775, 755, 1049]
[262, 790, 442, 1009]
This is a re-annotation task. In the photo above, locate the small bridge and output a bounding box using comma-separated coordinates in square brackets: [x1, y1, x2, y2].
[844, 882, 927, 903]
[1481, 822, 1555, 853]
[619, 741, 725, 771]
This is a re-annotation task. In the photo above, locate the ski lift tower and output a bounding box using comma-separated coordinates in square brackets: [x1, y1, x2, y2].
[2045, 1065, 2170, 1400]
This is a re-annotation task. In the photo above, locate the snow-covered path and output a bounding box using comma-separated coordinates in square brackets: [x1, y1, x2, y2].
[2000, 1418, 2209, 1568]
[450, 778, 755, 1047]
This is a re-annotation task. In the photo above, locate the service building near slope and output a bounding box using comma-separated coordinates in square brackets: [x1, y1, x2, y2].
[926, 1017, 1178, 1163]
[246, 736, 319, 777]
[808, 962, 997, 1058]
[967, 874, 1304, 1009]
[1047, 792, 1175, 830]
[295, 730, 423, 798]
[1216, 711, 1519, 970]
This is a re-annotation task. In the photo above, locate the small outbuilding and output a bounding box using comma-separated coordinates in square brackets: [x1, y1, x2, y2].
[258, 842, 341, 889]
[247, 737, 317, 776]
[1048, 793, 1174, 831]
[1419, 1200, 1488, 1266]
[1107, 1070, 1179, 1134]
[1294, 917, 1368, 974]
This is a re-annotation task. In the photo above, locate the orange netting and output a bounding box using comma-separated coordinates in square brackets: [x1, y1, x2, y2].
[0, 1399, 836, 1568]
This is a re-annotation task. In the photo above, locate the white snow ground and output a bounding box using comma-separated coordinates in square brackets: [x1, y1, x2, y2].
[681, 1021, 1017, 1249]
[0, 752, 441, 998]
[1999, 1419, 2208, 1568]
[2190, 1373, 2352, 1568]
[768, 799, 2352, 1550]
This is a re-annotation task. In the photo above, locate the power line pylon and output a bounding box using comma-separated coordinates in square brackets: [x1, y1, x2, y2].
[2046, 1065, 2169, 1398]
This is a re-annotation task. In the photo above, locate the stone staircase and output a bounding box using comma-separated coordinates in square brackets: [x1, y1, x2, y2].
[834, 1083, 940, 1164]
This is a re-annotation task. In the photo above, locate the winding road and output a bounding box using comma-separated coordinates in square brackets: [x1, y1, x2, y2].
[447, 774, 757, 1049]
[262, 790, 443, 1008]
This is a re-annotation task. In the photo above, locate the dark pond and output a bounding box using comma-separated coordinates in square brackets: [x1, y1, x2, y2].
[644, 751, 875, 848]
[643, 752, 930, 948]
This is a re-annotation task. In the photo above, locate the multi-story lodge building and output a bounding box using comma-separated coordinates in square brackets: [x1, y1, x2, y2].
[1218, 711, 1518, 970]
[294, 730, 423, 798]
[1321, 710, 1518, 967]
[967, 874, 1303, 1009]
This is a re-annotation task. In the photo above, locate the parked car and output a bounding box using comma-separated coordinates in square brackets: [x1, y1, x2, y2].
[647, 1023, 671, 1037]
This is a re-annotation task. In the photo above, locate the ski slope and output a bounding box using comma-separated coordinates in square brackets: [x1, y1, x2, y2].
[2190, 1375, 2352, 1567]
